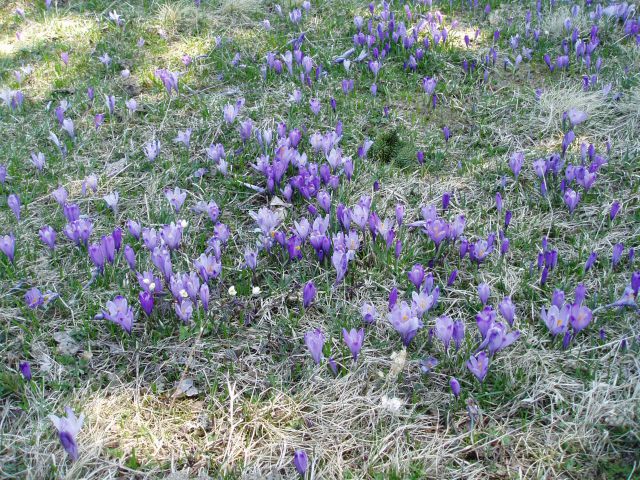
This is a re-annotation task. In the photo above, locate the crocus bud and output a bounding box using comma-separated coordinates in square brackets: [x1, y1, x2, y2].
[293, 450, 308, 477]
[139, 291, 154, 316]
[388, 287, 398, 311]
[303, 281, 317, 308]
[19, 361, 32, 381]
[450, 377, 461, 398]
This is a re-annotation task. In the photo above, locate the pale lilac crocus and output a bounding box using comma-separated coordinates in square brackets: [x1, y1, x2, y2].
[467, 351, 489, 382]
[541, 304, 570, 336]
[49, 407, 84, 461]
[39, 226, 56, 250]
[435, 315, 454, 352]
[143, 139, 161, 162]
[304, 328, 325, 364]
[8, 194, 21, 220]
[389, 301, 422, 346]
[165, 187, 187, 212]
[342, 327, 364, 360]
[102, 296, 135, 333]
[0, 233, 16, 263]
[361, 302, 377, 324]
[498, 297, 516, 326]
[103, 192, 119, 212]
[477, 283, 490, 305]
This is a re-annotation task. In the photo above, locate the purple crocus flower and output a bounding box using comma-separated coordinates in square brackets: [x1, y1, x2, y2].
[498, 297, 516, 326]
[509, 152, 524, 179]
[332, 249, 348, 284]
[477, 283, 490, 305]
[174, 299, 194, 323]
[8, 194, 20, 221]
[124, 245, 136, 270]
[361, 302, 377, 324]
[443, 126, 451, 143]
[165, 187, 186, 213]
[244, 247, 258, 270]
[447, 270, 458, 287]
[24, 287, 44, 309]
[173, 129, 192, 149]
[103, 191, 119, 213]
[304, 328, 325, 364]
[389, 301, 422, 346]
[49, 407, 84, 461]
[450, 377, 461, 398]
[102, 296, 135, 333]
[293, 450, 308, 477]
[303, 281, 316, 308]
[452, 320, 465, 350]
[39, 225, 56, 250]
[0, 233, 16, 263]
[19, 361, 32, 381]
[143, 139, 161, 162]
[139, 291, 154, 316]
[407, 264, 425, 290]
[610, 201, 621, 221]
[569, 304, 593, 333]
[584, 251, 597, 272]
[541, 304, 569, 336]
[563, 188, 580, 213]
[342, 327, 365, 360]
[466, 351, 489, 382]
[435, 315, 454, 352]
[612, 243, 624, 267]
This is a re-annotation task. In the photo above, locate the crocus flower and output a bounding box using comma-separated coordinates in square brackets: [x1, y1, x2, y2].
[569, 304, 593, 333]
[389, 301, 422, 346]
[293, 450, 308, 477]
[304, 328, 325, 364]
[102, 296, 135, 333]
[24, 287, 44, 309]
[452, 320, 465, 350]
[143, 139, 161, 161]
[38, 225, 56, 250]
[165, 187, 186, 212]
[19, 361, 32, 381]
[103, 191, 119, 212]
[612, 243, 624, 267]
[610, 201, 621, 221]
[30, 151, 46, 171]
[244, 247, 257, 270]
[466, 351, 489, 382]
[498, 297, 516, 326]
[435, 315, 454, 352]
[174, 299, 194, 323]
[566, 109, 588, 127]
[564, 188, 580, 213]
[8, 194, 20, 221]
[361, 302, 377, 324]
[303, 281, 316, 308]
[0, 233, 16, 263]
[124, 245, 136, 269]
[332, 249, 348, 284]
[541, 304, 570, 336]
[139, 291, 154, 316]
[477, 283, 490, 305]
[173, 128, 192, 148]
[509, 152, 524, 179]
[342, 327, 364, 360]
[407, 264, 425, 290]
[449, 377, 461, 398]
[49, 407, 84, 461]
